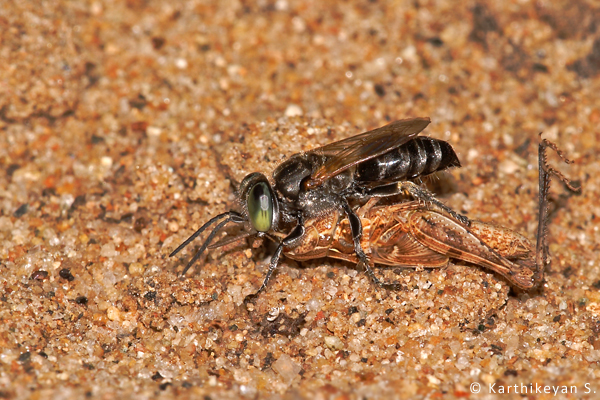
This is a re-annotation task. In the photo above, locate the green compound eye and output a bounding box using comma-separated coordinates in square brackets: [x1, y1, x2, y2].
[247, 182, 273, 232]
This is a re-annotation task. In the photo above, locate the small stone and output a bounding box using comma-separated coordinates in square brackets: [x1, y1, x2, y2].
[167, 221, 179, 232]
[59, 269, 75, 282]
[455, 356, 469, 370]
[227, 285, 244, 306]
[57, 372, 69, 381]
[100, 243, 118, 257]
[100, 156, 113, 168]
[13, 204, 28, 218]
[75, 296, 88, 305]
[129, 262, 144, 276]
[272, 354, 301, 386]
[426, 375, 441, 385]
[147, 126, 162, 137]
[175, 58, 188, 69]
[499, 159, 520, 175]
[586, 302, 600, 317]
[284, 104, 303, 117]
[480, 373, 495, 384]
[30, 270, 49, 280]
[107, 306, 121, 321]
[401, 45, 418, 63]
[324, 335, 344, 351]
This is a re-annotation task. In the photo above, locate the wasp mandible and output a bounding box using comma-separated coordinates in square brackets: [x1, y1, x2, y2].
[170, 118, 579, 298]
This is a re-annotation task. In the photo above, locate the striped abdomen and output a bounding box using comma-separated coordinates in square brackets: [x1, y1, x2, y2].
[355, 137, 460, 183]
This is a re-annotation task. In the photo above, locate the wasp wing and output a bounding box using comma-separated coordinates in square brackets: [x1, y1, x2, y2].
[306, 117, 431, 189]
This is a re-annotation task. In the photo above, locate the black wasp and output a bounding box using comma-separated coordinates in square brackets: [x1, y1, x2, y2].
[170, 117, 467, 297]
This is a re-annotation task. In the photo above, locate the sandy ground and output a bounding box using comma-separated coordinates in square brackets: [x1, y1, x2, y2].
[1, 0, 599, 398]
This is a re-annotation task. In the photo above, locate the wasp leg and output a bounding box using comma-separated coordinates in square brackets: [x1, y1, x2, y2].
[244, 223, 305, 303]
[366, 181, 470, 226]
[341, 200, 401, 290]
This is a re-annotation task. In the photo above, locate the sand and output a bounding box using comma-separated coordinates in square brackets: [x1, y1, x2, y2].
[1, 0, 599, 398]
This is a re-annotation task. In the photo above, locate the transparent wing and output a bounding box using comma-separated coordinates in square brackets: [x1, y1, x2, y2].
[306, 117, 430, 188]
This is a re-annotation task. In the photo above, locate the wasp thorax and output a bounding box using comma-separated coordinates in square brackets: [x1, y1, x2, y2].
[272, 155, 313, 200]
[247, 181, 274, 232]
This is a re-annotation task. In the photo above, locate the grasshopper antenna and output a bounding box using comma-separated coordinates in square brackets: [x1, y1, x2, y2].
[535, 136, 581, 280]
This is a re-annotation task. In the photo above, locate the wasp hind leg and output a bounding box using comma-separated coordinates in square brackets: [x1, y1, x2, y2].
[366, 181, 470, 226]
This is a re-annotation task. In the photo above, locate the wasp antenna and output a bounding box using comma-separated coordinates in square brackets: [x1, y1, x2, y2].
[207, 231, 256, 249]
[170, 212, 231, 257]
[169, 211, 245, 276]
[180, 218, 231, 276]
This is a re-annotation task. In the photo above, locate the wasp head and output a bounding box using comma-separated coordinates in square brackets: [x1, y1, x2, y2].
[239, 172, 280, 233]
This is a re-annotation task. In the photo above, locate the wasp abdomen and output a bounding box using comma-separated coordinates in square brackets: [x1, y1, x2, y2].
[355, 137, 460, 183]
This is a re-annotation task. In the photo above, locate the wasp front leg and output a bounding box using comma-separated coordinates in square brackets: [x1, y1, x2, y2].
[244, 223, 306, 303]
[282, 209, 343, 262]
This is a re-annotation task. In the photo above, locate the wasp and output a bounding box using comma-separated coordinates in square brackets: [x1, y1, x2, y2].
[170, 117, 579, 298]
